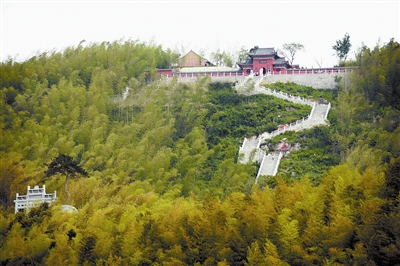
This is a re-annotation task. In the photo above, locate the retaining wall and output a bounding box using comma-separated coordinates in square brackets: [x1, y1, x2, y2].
[261, 72, 347, 89]
[163, 72, 351, 89]
[176, 76, 241, 83]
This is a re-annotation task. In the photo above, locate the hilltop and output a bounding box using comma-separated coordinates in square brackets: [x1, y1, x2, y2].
[0, 39, 399, 265]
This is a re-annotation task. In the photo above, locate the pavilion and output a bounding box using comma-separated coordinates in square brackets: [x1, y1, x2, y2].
[236, 47, 295, 76]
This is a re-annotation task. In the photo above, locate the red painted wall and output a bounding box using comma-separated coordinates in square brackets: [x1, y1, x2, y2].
[157, 69, 173, 77]
[252, 57, 275, 75]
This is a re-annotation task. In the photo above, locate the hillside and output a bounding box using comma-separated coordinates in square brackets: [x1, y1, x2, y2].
[0, 39, 399, 265]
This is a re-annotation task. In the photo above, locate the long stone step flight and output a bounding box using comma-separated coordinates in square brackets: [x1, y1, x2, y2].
[256, 152, 282, 182]
[238, 136, 263, 164]
[237, 75, 331, 180]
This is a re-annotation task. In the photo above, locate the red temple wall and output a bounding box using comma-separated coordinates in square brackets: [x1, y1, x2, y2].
[157, 69, 173, 77]
[252, 58, 276, 74]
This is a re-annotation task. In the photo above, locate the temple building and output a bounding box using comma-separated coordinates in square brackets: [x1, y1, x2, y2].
[14, 185, 57, 213]
[237, 47, 294, 75]
[178, 50, 212, 67]
[157, 47, 305, 78]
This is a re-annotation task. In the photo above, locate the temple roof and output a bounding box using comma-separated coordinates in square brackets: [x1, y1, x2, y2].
[273, 57, 288, 64]
[178, 50, 212, 67]
[273, 57, 292, 68]
[236, 46, 296, 69]
[248, 47, 276, 56]
[236, 58, 253, 68]
[238, 58, 253, 65]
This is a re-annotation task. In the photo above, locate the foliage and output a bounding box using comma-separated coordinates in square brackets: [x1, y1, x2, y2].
[0, 38, 399, 265]
[278, 43, 305, 65]
[210, 49, 235, 67]
[263, 81, 336, 102]
[237, 46, 249, 64]
[261, 126, 341, 184]
[332, 32, 352, 61]
[45, 154, 87, 179]
[354, 38, 400, 110]
[205, 82, 311, 145]
[0, 156, 25, 210]
[0, 39, 179, 93]
[45, 154, 88, 203]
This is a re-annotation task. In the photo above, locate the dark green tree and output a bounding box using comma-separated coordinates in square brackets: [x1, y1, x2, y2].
[45, 154, 87, 203]
[382, 157, 400, 202]
[333, 33, 352, 61]
[79, 237, 98, 265]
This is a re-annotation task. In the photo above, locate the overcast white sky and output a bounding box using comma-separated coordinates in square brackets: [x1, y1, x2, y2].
[1, 0, 399, 68]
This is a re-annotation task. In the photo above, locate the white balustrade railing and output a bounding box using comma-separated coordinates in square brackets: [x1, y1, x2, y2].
[255, 153, 267, 183]
[256, 87, 314, 107]
[309, 102, 316, 118]
[160, 67, 354, 79]
[174, 71, 246, 78]
[325, 102, 331, 120]
[272, 152, 283, 176]
[239, 137, 247, 151]
[235, 76, 332, 179]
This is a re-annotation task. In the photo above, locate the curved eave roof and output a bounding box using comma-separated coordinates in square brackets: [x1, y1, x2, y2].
[273, 62, 291, 65]
[237, 63, 252, 69]
[248, 53, 276, 57]
[273, 62, 290, 65]
[247, 47, 276, 56]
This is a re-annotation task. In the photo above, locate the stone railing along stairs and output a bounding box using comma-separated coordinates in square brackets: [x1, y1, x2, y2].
[238, 75, 331, 181]
[235, 72, 255, 88]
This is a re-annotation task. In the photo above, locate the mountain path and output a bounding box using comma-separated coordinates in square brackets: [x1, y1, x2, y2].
[237, 75, 331, 181]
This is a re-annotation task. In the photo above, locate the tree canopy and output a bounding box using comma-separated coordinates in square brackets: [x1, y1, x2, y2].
[210, 49, 235, 67]
[45, 154, 87, 203]
[279, 43, 305, 65]
[332, 32, 352, 61]
[45, 154, 87, 179]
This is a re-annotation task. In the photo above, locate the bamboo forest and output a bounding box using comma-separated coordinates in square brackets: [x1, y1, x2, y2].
[1, 39, 400, 265]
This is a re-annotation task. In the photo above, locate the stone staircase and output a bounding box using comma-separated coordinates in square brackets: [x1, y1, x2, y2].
[256, 152, 282, 182]
[235, 73, 254, 88]
[238, 136, 263, 164]
[311, 103, 330, 121]
[237, 76, 331, 180]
